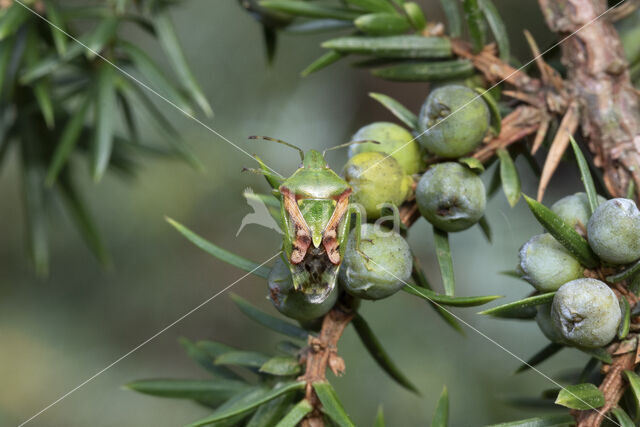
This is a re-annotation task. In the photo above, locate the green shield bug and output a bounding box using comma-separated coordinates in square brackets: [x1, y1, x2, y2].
[247, 136, 368, 303]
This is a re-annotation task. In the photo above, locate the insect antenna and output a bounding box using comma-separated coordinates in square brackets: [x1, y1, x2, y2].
[249, 136, 305, 161]
[322, 140, 380, 156]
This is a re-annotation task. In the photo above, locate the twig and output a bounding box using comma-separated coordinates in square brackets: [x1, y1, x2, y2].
[575, 351, 635, 426]
[537, 0, 640, 199]
[299, 305, 354, 426]
[472, 105, 543, 162]
[451, 39, 541, 93]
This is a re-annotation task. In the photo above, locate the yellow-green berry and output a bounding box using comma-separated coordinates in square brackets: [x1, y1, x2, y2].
[344, 151, 412, 219]
[349, 122, 423, 175]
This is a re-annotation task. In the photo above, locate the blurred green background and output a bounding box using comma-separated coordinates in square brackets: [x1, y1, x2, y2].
[0, 1, 597, 425]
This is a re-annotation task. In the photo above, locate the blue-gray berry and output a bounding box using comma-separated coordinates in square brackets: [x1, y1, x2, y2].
[416, 162, 486, 232]
[587, 198, 640, 264]
[535, 303, 566, 344]
[518, 234, 584, 292]
[551, 192, 606, 230]
[551, 278, 621, 348]
[339, 224, 412, 300]
[417, 85, 489, 158]
[268, 257, 338, 321]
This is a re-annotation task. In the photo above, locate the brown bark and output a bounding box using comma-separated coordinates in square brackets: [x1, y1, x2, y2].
[575, 351, 635, 426]
[537, 0, 640, 198]
[299, 306, 353, 427]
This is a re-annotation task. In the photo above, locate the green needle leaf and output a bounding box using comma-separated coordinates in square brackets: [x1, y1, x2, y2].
[259, 1, 362, 20]
[497, 149, 521, 207]
[403, 286, 502, 307]
[166, 218, 272, 279]
[196, 341, 238, 358]
[618, 297, 631, 340]
[463, 0, 486, 53]
[411, 261, 464, 334]
[479, 292, 555, 318]
[125, 379, 249, 405]
[186, 382, 305, 426]
[475, 87, 501, 135]
[352, 313, 420, 394]
[44, 0, 67, 55]
[215, 351, 271, 368]
[20, 43, 84, 84]
[354, 13, 410, 36]
[478, 0, 509, 61]
[368, 92, 418, 130]
[46, 94, 91, 185]
[312, 382, 355, 427]
[0, 38, 14, 91]
[459, 157, 485, 173]
[230, 294, 308, 340]
[372, 59, 474, 81]
[284, 19, 354, 34]
[92, 64, 117, 181]
[610, 408, 635, 427]
[33, 79, 55, 129]
[179, 338, 241, 380]
[554, 383, 604, 410]
[24, 28, 55, 129]
[515, 342, 564, 374]
[523, 194, 599, 268]
[20, 133, 49, 277]
[487, 163, 502, 198]
[57, 171, 110, 266]
[374, 406, 385, 427]
[569, 136, 600, 215]
[433, 227, 455, 296]
[247, 394, 295, 427]
[439, 0, 461, 37]
[431, 386, 448, 427]
[322, 35, 452, 58]
[119, 40, 194, 116]
[83, 16, 118, 58]
[403, 2, 426, 31]
[345, 0, 395, 13]
[275, 399, 313, 427]
[486, 414, 575, 427]
[154, 12, 213, 117]
[579, 347, 612, 364]
[627, 180, 635, 200]
[478, 216, 492, 243]
[0, 4, 29, 41]
[259, 357, 301, 376]
[623, 370, 640, 412]
[301, 50, 344, 77]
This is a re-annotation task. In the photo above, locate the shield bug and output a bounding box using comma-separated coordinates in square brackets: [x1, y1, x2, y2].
[246, 136, 368, 303]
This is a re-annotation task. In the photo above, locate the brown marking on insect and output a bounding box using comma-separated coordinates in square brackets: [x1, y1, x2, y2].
[322, 189, 352, 265]
[281, 186, 312, 264]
